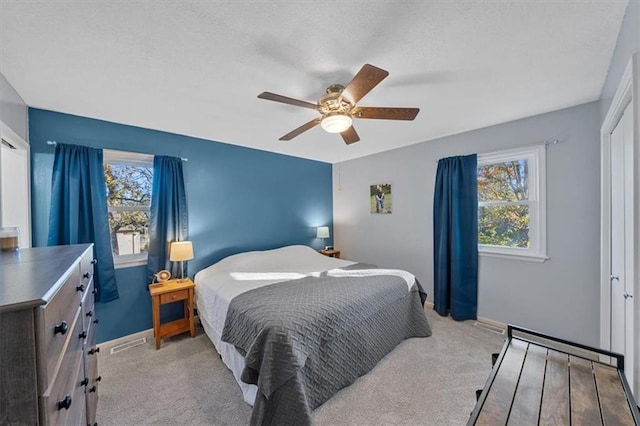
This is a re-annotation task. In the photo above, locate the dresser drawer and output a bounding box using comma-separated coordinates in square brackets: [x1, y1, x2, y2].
[85, 321, 100, 363]
[41, 355, 86, 426]
[80, 250, 95, 287]
[81, 279, 96, 333]
[160, 289, 189, 304]
[40, 307, 85, 425]
[84, 322, 100, 425]
[38, 265, 83, 390]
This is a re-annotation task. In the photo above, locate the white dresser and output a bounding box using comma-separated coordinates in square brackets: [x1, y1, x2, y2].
[0, 244, 100, 425]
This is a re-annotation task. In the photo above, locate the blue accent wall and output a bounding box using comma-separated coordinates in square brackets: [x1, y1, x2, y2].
[29, 108, 333, 343]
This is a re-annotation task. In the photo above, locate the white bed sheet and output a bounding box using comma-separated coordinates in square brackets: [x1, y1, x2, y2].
[193, 245, 417, 406]
[194, 245, 355, 405]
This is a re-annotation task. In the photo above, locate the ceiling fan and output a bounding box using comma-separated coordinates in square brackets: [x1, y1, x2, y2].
[258, 64, 420, 145]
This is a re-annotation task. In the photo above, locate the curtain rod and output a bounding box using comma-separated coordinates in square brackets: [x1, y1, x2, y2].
[46, 140, 188, 162]
[435, 138, 560, 163]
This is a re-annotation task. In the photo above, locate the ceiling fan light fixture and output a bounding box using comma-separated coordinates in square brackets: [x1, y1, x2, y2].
[321, 113, 352, 134]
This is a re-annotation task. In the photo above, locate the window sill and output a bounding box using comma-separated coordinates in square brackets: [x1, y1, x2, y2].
[113, 256, 148, 269]
[479, 251, 548, 263]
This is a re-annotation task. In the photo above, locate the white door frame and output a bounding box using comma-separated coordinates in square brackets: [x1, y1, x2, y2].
[600, 52, 639, 397]
[0, 120, 31, 247]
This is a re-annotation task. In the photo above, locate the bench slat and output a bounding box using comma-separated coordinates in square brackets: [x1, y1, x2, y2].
[507, 343, 547, 425]
[570, 356, 603, 425]
[469, 330, 638, 426]
[476, 339, 528, 425]
[539, 349, 570, 425]
[593, 362, 635, 426]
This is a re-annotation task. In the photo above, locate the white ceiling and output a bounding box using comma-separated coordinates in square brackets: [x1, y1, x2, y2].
[0, 1, 628, 164]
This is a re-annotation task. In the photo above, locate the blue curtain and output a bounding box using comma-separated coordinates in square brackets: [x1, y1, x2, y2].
[48, 143, 119, 303]
[146, 156, 188, 284]
[433, 154, 478, 320]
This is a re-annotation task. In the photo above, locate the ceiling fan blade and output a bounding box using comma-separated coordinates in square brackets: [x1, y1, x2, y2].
[351, 106, 419, 120]
[258, 92, 318, 110]
[340, 126, 360, 145]
[279, 117, 322, 141]
[341, 64, 389, 105]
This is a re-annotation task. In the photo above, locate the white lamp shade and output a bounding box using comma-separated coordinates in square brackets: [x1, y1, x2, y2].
[316, 226, 330, 239]
[320, 114, 352, 133]
[169, 241, 194, 261]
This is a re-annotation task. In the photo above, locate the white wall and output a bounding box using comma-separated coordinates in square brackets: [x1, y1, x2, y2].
[0, 72, 28, 141]
[600, 0, 640, 121]
[333, 101, 601, 347]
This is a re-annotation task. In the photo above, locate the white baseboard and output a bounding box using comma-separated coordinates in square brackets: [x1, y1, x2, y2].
[423, 301, 506, 331]
[97, 328, 153, 352]
[477, 315, 507, 330]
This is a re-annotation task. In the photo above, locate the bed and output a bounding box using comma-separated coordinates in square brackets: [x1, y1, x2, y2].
[194, 245, 431, 425]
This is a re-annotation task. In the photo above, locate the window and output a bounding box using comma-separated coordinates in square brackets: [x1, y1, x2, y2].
[103, 149, 153, 267]
[477, 145, 547, 261]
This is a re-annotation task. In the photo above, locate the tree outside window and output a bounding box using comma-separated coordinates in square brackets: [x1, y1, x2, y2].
[478, 159, 530, 248]
[103, 150, 153, 266]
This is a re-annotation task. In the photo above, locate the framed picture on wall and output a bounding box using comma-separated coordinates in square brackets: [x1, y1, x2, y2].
[370, 183, 392, 214]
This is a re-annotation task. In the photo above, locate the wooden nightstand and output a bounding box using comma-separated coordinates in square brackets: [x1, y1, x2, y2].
[319, 249, 341, 258]
[149, 278, 196, 349]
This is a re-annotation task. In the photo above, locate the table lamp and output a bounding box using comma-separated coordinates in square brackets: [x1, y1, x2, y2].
[316, 226, 330, 250]
[169, 241, 194, 282]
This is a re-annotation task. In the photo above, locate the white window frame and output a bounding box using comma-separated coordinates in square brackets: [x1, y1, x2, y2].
[477, 145, 547, 262]
[103, 149, 154, 269]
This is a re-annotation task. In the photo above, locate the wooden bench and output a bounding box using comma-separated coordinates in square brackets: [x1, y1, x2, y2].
[468, 325, 639, 425]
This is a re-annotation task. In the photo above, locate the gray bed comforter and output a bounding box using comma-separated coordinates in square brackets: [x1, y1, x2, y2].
[220, 264, 432, 425]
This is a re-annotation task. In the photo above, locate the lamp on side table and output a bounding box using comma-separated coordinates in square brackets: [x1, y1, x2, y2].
[316, 226, 330, 250]
[169, 241, 194, 282]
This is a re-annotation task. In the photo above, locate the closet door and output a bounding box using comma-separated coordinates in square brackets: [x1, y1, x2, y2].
[609, 103, 634, 391]
[601, 52, 639, 399]
[0, 123, 31, 248]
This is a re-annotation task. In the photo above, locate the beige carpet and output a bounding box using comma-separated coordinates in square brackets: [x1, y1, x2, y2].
[96, 308, 504, 425]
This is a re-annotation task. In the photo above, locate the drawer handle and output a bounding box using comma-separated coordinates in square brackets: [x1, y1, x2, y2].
[76, 284, 85, 292]
[89, 386, 97, 393]
[79, 331, 87, 340]
[57, 395, 72, 410]
[83, 272, 91, 280]
[88, 347, 100, 355]
[54, 322, 68, 335]
[91, 259, 98, 265]
[80, 377, 89, 387]
[96, 375, 102, 382]
[86, 311, 93, 317]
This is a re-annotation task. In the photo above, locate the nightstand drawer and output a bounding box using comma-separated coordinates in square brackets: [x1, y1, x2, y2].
[160, 289, 188, 304]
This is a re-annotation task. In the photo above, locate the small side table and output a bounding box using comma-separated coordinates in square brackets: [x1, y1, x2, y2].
[319, 249, 341, 258]
[149, 278, 196, 349]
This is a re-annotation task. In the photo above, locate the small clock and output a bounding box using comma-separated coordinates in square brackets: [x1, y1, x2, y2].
[155, 270, 171, 282]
